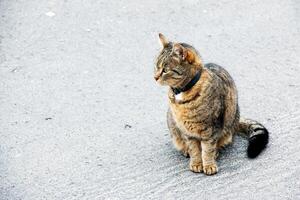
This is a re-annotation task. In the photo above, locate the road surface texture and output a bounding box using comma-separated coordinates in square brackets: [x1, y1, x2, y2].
[0, 0, 299, 199]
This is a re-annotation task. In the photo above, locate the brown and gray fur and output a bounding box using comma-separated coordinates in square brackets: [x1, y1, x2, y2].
[154, 34, 269, 175]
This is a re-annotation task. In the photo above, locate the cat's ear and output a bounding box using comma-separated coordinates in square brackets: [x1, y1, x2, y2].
[172, 43, 192, 63]
[158, 33, 169, 48]
[173, 43, 185, 58]
[173, 43, 198, 64]
[173, 43, 202, 65]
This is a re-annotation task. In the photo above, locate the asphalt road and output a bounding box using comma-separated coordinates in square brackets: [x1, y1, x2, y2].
[0, 0, 299, 199]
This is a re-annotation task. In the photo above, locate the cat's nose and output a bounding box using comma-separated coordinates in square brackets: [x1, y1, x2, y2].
[154, 75, 159, 81]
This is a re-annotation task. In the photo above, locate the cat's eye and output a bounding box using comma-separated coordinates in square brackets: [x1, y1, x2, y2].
[162, 65, 169, 73]
[172, 68, 182, 75]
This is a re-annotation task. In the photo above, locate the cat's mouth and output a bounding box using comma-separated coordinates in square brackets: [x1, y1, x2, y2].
[155, 78, 163, 85]
[154, 76, 167, 86]
[154, 75, 160, 81]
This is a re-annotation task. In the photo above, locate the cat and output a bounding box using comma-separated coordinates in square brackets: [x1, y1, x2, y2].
[154, 33, 269, 175]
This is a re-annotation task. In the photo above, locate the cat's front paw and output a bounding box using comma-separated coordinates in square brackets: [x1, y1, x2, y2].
[203, 163, 218, 175]
[189, 160, 203, 173]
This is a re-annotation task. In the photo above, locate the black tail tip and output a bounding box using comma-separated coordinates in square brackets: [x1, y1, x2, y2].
[247, 129, 269, 159]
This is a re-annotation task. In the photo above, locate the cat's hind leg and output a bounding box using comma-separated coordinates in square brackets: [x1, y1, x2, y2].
[171, 130, 189, 157]
[217, 131, 233, 149]
[167, 108, 189, 157]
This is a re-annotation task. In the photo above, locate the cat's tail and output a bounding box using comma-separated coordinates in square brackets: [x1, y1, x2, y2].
[237, 117, 269, 158]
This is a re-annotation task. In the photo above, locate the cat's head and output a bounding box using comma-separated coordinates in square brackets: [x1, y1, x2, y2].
[154, 33, 202, 88]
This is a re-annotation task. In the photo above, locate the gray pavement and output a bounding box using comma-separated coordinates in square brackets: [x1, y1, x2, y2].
[0, 0, 300, 199]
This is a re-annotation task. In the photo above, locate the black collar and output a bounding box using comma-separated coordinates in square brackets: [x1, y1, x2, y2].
[171, 71, 201, 95]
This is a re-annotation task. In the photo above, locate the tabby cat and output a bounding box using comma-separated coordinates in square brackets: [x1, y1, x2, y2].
[154, 33, 269, 175]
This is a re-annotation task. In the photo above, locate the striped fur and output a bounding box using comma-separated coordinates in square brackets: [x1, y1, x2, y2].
[155, 34, 269, 175]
